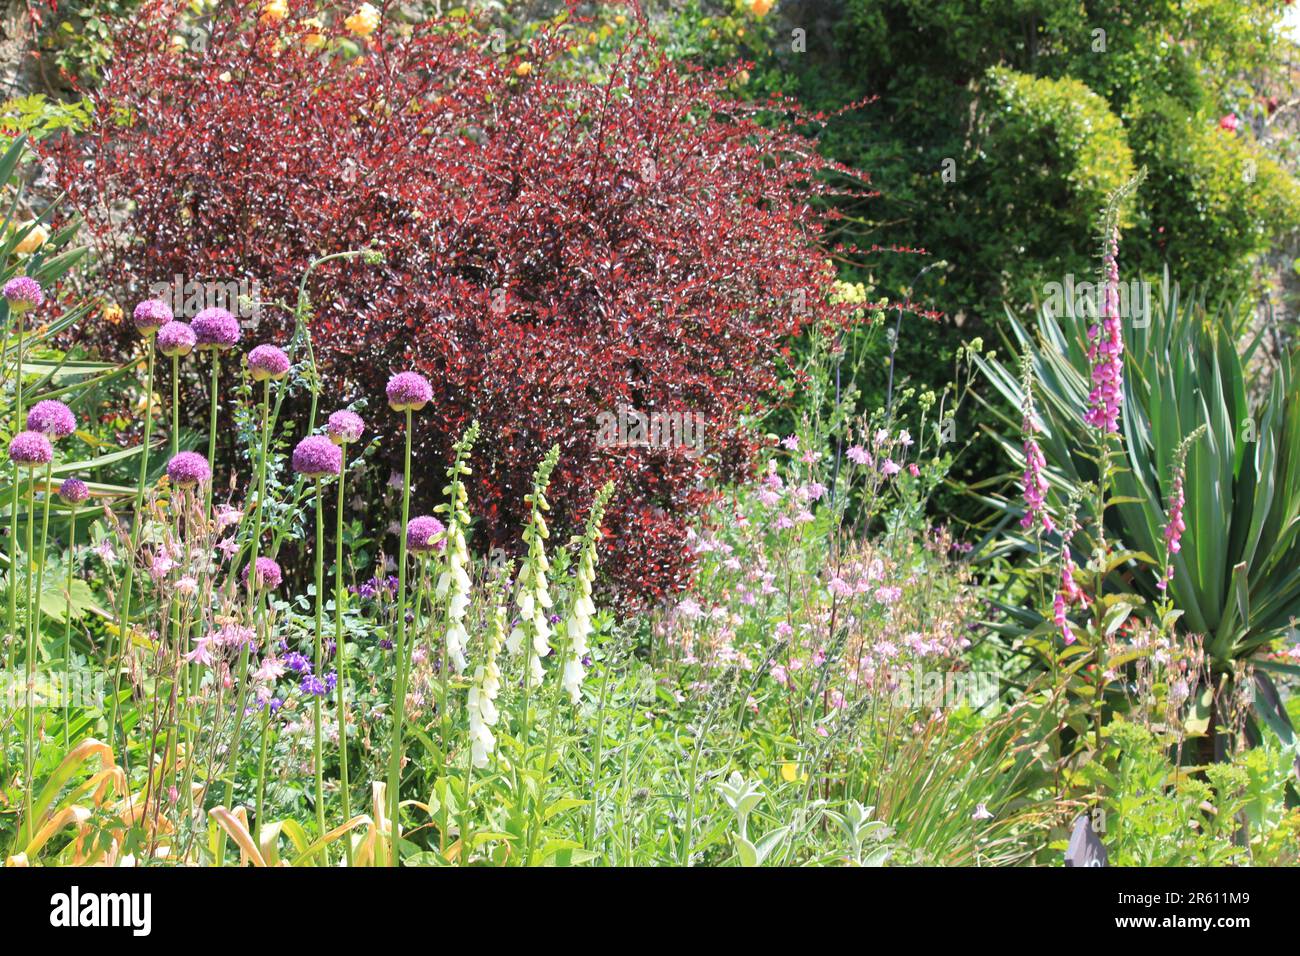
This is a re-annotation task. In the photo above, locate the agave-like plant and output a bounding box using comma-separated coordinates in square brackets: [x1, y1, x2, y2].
[974, 274, 1300, 759]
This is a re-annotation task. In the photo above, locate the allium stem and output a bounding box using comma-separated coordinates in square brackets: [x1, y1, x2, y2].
[7, 308, 26, 676]
[21, 474, 36, 845]
[205, 351, 220, 516]
[387, 408, 413, 866]
[30, 461, 53, 683]
[313, 477, 326, 841]
[170, 354, 180, 460]
[335, 443, 352, 865]
[63, 504, 77, 748]
[110, 339, 157, 752]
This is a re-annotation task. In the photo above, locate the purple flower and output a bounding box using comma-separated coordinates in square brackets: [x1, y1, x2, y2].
[58, 477, 90, 506]
[301, 674, 326, 697]
[192, 307, 241, 350]
[8, 430, 52, 467]
[132, 299, 173, 336]
[386, 371, 433, 412]
[406, 515, 446, 553]
[1084, 227, 1124, 434]
[247, 344, 291, 382]
[242, 556, 283, 591]
[323, 670, 338, 693]
[3, 276, 43, 313]
[292, 435, 342, 478]
[157, 321, 196, 358]
[26, 399, 77, 440]
[1019, 432, 1053, 535]
[327, 410, 365, 445]
[285, 651, 313, 674]
[1159, 470, 1188, 592]
[167, 451, 212, 488]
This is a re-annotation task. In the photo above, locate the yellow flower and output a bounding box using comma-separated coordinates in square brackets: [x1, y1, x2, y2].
[301, 17, 326, 50]
[780, 762, 807, 783]
[750, 0, 774, 17]
[614, 14, 626, 26]
[14, 223, 47, 255]
[102, 303, 123, 326]
[259, 0, 288, 25]
[515, 60, 532, 77]
[345, 2, 380, 38]
[735, 68, 750, 85]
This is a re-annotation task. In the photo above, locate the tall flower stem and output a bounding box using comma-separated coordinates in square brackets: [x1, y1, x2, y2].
[62, 503, 78, 747]
[7, 309, 26, 673]
[109, 339, 157, 751]
[170, 354, 180, 459]
[205, 352, 220, 517]
[386, 408, 413, 866]
[312, 477, 326, 841]
[30, 462, 53, 680]
[20, 475, 36, 845]
[334, 443, 352, 865]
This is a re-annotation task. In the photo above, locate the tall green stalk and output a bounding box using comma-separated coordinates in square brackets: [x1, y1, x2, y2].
[109, 338, 157, 751]
[20, 474, 36, 845]
[312, 477, 326, 841]
[334, 442, 352, 865]
[387, 408, 413, 866]
[8, 308, 26, 671]
[62, 502, 78, 748]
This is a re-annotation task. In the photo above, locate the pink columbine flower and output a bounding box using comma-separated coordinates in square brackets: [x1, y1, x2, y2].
[1083, 226, 1124, 433]
[846, 445, 871, 466]
[881, 459, 901, 476]
[1218, 113, 1239, 132]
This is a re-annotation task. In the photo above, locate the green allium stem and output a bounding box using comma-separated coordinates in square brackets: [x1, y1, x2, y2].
[387, 408, 413, 866]
[335, 442, 353, 865]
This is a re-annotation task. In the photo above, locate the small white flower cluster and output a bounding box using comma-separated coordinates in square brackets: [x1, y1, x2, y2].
[468, 588, 507, 768]
[561, 482, 614, 704]
[437, 459, 474, 673]
[507, 488, 553, 688]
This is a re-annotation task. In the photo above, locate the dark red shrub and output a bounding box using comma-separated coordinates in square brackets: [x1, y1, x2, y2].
[47, 0, 870, 603]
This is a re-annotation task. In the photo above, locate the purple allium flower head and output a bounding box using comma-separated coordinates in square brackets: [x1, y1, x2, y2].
[242, 556, 283, 591]
[327, 410, 365, 445]
[292, 435, 342, 478]
[58, 476, 90, 506]
[8, 430, 53, 468]
[192, 307, 241, 350]
[386, 371, 433, 412]
[167, 451, 212, 488]
[26, 399, 77, 440]
[132, 299, 173, 336]
[247, 344, 291, 381]
[3, 276, 43, 314]
[157, 321, 196, 358]
[406, 515, 446, 553]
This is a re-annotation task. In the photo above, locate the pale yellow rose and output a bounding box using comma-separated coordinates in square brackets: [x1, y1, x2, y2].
[14, 223, 47, 255]
[259, 0, 288, 26]
[345, 2, 380, 38]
